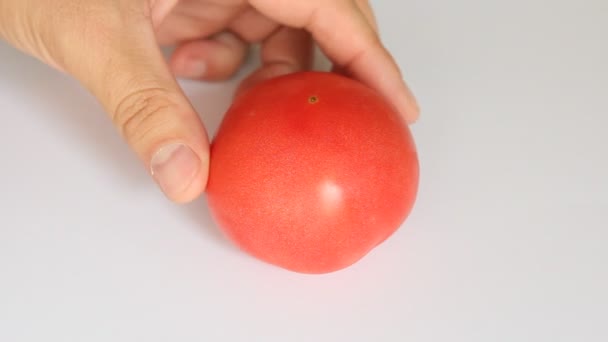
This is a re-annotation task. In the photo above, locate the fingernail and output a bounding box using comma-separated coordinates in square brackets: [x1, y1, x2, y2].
[182, 60, 206, 79]
[151, 143, 201, 199]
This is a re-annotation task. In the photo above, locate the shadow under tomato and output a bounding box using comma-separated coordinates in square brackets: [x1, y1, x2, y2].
[181, 195, 239, 250]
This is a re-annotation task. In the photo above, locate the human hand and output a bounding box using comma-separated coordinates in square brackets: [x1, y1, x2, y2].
[0, 0, 419, 203]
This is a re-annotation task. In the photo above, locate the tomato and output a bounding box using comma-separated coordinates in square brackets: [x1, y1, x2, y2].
[206, 71, 419, 274]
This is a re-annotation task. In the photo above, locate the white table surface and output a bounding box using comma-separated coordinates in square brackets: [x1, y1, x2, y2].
[1, 1, 607, 341]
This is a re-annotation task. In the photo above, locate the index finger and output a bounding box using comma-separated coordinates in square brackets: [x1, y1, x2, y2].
[249, 0, 420, 123]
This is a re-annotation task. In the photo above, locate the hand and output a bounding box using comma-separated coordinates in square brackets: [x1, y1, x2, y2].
[0, 0, 419, 203]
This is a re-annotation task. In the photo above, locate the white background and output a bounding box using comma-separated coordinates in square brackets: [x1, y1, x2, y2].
[1, 0, 607, 341]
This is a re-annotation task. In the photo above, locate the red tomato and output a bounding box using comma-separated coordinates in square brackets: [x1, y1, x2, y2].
[206, 71, 419, 274]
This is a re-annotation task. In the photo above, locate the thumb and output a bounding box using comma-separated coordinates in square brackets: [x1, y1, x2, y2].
[48, 3, 209, 203]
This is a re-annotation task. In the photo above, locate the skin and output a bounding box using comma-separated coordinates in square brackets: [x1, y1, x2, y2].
[0, 0, 419, 203]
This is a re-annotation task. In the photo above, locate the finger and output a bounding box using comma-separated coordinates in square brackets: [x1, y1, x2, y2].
[47, 3, 209, 203]
[331, 0, 377, 74]
[236, 27, 313, 97]
[249, 0, 420, 123]
[355, 0, 378, 32]
[155, 1, 247, 45]
[230, 7, 280, 43]
[169, 31, 249, 81]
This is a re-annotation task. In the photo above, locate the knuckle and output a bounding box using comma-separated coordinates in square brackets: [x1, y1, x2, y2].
[112, 88, 175, 147]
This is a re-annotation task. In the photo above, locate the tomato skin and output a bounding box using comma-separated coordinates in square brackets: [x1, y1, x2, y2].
[206, 71, 419, 274]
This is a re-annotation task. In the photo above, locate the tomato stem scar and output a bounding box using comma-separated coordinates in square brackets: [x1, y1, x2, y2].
[308, 96, 319, 104]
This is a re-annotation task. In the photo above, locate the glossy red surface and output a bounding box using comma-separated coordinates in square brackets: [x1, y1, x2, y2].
[206, 71, 419, 273]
